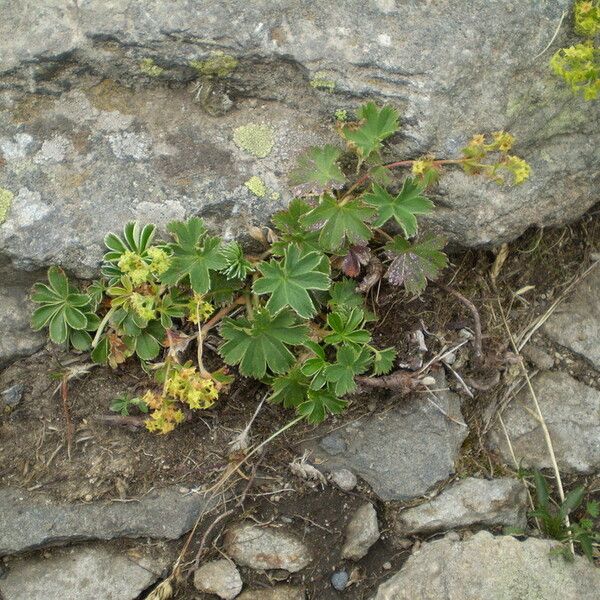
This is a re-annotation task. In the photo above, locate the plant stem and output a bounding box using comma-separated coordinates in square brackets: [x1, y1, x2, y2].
[91, 307, 115, 348]
[196, 301, 210, 378]
[201, 296, 245, 336]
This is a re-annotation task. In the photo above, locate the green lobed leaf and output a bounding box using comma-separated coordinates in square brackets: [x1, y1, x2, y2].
[324, 345, 371, 395]
[300, 195, 375, 252]
[327, 278, 365, 311]
[162, 218, 227, 293]
[219, 308, 309, 378]
[341, 102, 400, 159]
[297, 387, 347, 423]
[253, 245, 331, 319]
[220, 241, 254, 280]
[289, 145, 346, 196]
[364, 179, 434, 234]
[385, 235, 448, 295]
[324, 308, 371, 346]
[269, 367, 310, 409]
[371, 347, 397, 375]
[270, 199, 321, 256]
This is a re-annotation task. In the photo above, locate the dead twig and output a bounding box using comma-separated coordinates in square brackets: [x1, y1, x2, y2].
[60, 376, 73, 460]
[356, 370, 421, 394]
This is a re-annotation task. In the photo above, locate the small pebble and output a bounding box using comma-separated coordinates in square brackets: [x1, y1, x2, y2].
[382, 561, 392, 570]
[330, 469, 357, 492]
[331, 570, 349, 591]
[1, 383, 24, 407]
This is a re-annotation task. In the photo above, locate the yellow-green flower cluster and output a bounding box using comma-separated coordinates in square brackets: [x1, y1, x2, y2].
[143, 390, 185, 434]
[187, 295, 214, 324]
[550, 42, 599, 101]
[575, 1, 600, 36]
[118, 251, 152, 285]
[117, 247, 171, 285]
[502, 156, 532, 185]
[165, 366, 219, 409]
[129, 292, 156, 322]
[147, 247, 171, 275]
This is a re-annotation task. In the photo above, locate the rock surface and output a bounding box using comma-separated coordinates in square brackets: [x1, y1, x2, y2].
[1, 0, 596, 257]
[543, 267, 600, 369]
[238, 586, 305, 600]
[371, 531, 600, 600]
[487, 371, 600, 473]
[0, 261, 45, 367]
[0, 486, 215, 555]
[224, 522, 312, 572]
[0, 545, 168, 600]
[392, 477, 528, 537]
[193, 559, 243, 600]
[308, 372, 467, 500]
[341, 502, 381, 561]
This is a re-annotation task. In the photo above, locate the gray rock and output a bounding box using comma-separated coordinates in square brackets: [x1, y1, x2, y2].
[0, 545, 168, 600]
[238, 586, 305, 600]
[1, 383, 24, 407]
[193, 559, 243, 600]
[341, 502, 380, 561]
[543, 267, 600, 369]
[224, 522, 312, 573]
[307, 372, 467, 501]
[371, 531, 600, 600]
[331, 570, 349, 591]
[0, 486, 215, 556]
[488, 371, 600, 473]
[0, 1, 597, 277]
[0, 262, 45, 367]
[521, 345, 555, 371]
[392, 477, 528, 537]
[330, 468, 357, 492]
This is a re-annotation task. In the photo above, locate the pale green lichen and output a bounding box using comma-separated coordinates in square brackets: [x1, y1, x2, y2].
[244, 176, 267, 198]
[270, 191, 281, 201]
[0, 188, 14, 224]
[334, 108, 348, 122]
[139, 58, 165, 77]
[310, 71, 336, 91]
[190, 52, 238, 78]
[233, 124, 274, 158]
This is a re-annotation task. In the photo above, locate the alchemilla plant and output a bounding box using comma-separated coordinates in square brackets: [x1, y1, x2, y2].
[32, 103, 530, 433]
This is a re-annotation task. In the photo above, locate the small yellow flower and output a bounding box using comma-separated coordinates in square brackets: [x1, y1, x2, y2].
[491, 131, 515, 153]
[504, 156, 531, 184]
[118, 251, 152, 284]
[147, 246, 171, 275]
[129, 292, 156, 322]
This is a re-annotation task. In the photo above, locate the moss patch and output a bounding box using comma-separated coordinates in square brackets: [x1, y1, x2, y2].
[233, 124, 274, 158]
[0, 188, 14, 224]
[244, 176, 267, 198]
[310, 71, 336, 91]
[139, 58, 164, 77]
[190, 52, 238, 78]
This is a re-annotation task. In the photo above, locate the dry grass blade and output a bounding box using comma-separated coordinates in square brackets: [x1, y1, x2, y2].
[145, 577, 174, 600]
[497, 296, 573, 554]
[516, 259, 599, 351]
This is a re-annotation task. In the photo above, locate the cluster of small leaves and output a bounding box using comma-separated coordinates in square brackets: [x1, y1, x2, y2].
[31, 102, 530, 432]
[551, 1, 600, 100]
[530, 470, 599, 561]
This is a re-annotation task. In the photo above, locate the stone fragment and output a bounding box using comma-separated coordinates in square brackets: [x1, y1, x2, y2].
[341, 502, 380, 561]
[0, 486, 215, 555]
[521, 344, 554, 370]
[371, 531, 600, 600]
[0, 545, 167, 600]
[487, 371, 600, 473]
[330, 468, 357, 492]
[193, 559, 243, 600]
[1, 383, 24, 407]
[392, 477, 527, 537]
[331, 570, 349, 591]
[308, 372, 467, 500]
[543, 267, 600, 369]
[238, 586, 304, 600]
[224, 522, 312, 572]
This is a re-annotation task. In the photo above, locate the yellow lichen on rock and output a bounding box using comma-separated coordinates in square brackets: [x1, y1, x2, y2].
[0, 188, 14, 224]
[233, 124, 275, 158]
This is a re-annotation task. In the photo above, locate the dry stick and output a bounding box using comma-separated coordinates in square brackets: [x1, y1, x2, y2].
[533, 10, 567, 59]
[433, 282, 483, 364]
[60, 376, 74, 460]
[201, 295, 246, 336]
[497, 298, 574, 554]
